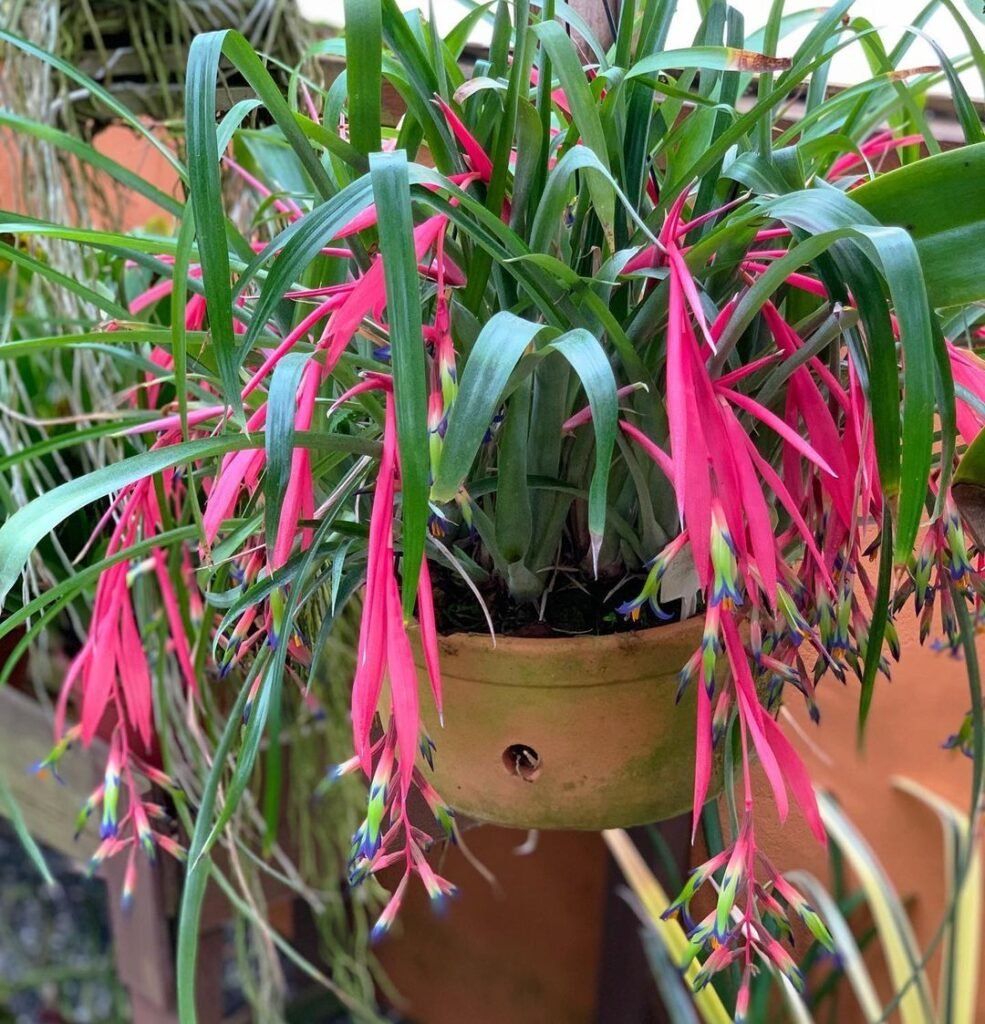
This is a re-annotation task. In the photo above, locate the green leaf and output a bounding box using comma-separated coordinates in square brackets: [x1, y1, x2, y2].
[625, 44, 790, 79]
[264, 353, 309, 551]
[186, 32, 247, 421]
[0, 437, 237, 609]
[496, 376, 533, 567]
[176, 658, 260, 1024]
[0, 328, 197, 361]
[186, 30, 339, 419]
[858, 513, 893, 742]
[370, 151, 430, 617]
[529, 145, 655, 255]
[344, 0, 383, 155]
[785, 870, 883, 1022]
[853, 143, 985, 309]
[893, 777, 982, 1024]
[171, 204, 199, 442]
[0, 216, 183, 257]
[0, 434, 377, 610]
[432, 312, 548, 501]
[194, 662, 279, 862]
[761, 187, 937, 562]
[0, 771, 56, 889]
[0, 238, 133, 320]
[0, 527, 199, 645]
[603, 830, 733, 1024]
[550, 329, 618, 572]
[533, 21, 616, 247]
[818, 792, 936, 1024]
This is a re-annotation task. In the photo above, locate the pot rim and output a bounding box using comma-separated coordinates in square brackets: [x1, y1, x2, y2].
[409, 615, 704, 687]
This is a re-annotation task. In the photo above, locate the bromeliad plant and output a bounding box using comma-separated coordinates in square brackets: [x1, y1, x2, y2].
[3, 0, 985, 1018]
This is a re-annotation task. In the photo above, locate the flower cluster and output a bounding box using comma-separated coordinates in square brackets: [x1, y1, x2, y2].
[33, 726, 185, 904]
[613, 191, 985, 1002]
[34, 99, 485, 928]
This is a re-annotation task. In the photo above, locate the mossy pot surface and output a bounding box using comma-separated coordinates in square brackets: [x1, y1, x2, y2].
[411, 618, 713, 830]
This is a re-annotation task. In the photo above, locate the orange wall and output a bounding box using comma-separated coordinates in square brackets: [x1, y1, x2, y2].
[1, 123, 179, 229]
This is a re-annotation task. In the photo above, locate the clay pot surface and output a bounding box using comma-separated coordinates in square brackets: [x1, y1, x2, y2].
[412, 618, 709, 829]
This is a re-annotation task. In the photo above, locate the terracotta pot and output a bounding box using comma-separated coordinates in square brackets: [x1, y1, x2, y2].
[411, 618, 711, 830]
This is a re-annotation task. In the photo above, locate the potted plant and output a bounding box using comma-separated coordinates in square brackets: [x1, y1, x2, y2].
[2, 1, 985, 1020]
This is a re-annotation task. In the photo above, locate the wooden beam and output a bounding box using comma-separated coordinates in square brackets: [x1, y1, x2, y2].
[0, 685, 105, 861]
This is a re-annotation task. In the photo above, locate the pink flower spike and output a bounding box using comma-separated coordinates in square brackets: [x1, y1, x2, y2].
[121, 845, 138, 911]
[434, 96, 493, 181]
[416, 561, 444, 726]
[243, 296, 344, 400]
[54, 645, 87, 740]
[675, 194, 750, 238]
[563, 384, 646, 432]
[827, 133, 923, 179]
[123, 405, 225, 436]
[334, 204, 381, 239]
[661, 187, 694, 246]
[722, 616, 788, 821]
[370, 872, 410, 943]
[299, 80, 321, 122]
[410, 841, 458, 906]
[720, 405, 777, 606]
[742, 262, 827, 298]
[384, 572, 422, 797]
[272, 362, 320, 569]
[81, 591, 123, 744]
[618, 421, 674, 483]
[129, 278, 175, 315]
[761, 714, 826, 843]
[223, 156, 304, 219]
[351, 402, 397, 771]
[719, 387, 837, 478]
[622, 245, 662, 274]
[327, 374, 393, 419]
[744, 439, 834, 592]
[117, 598, 154, 751]
[715, 353, 780, 389]
[665, 270, 690, 527]
[419, 256, 466, 286]
[666, 242, 716, 354]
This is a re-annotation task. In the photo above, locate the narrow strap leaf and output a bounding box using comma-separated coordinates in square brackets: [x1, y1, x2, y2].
[264, 353, 310, 550]
[431, 312, 548, 501]
[370, 151, 430, 617]
[549, 329, 618, 573]
[344, 0, 383, 155]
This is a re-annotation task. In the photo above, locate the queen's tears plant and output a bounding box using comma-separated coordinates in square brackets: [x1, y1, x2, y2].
[3, 1, 985, 1019]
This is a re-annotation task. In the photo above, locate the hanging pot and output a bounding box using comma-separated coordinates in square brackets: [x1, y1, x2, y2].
[412, 618, 714, 830]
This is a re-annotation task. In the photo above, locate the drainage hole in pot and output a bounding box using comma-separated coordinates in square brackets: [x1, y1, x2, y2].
[502, 744, 541, 782]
